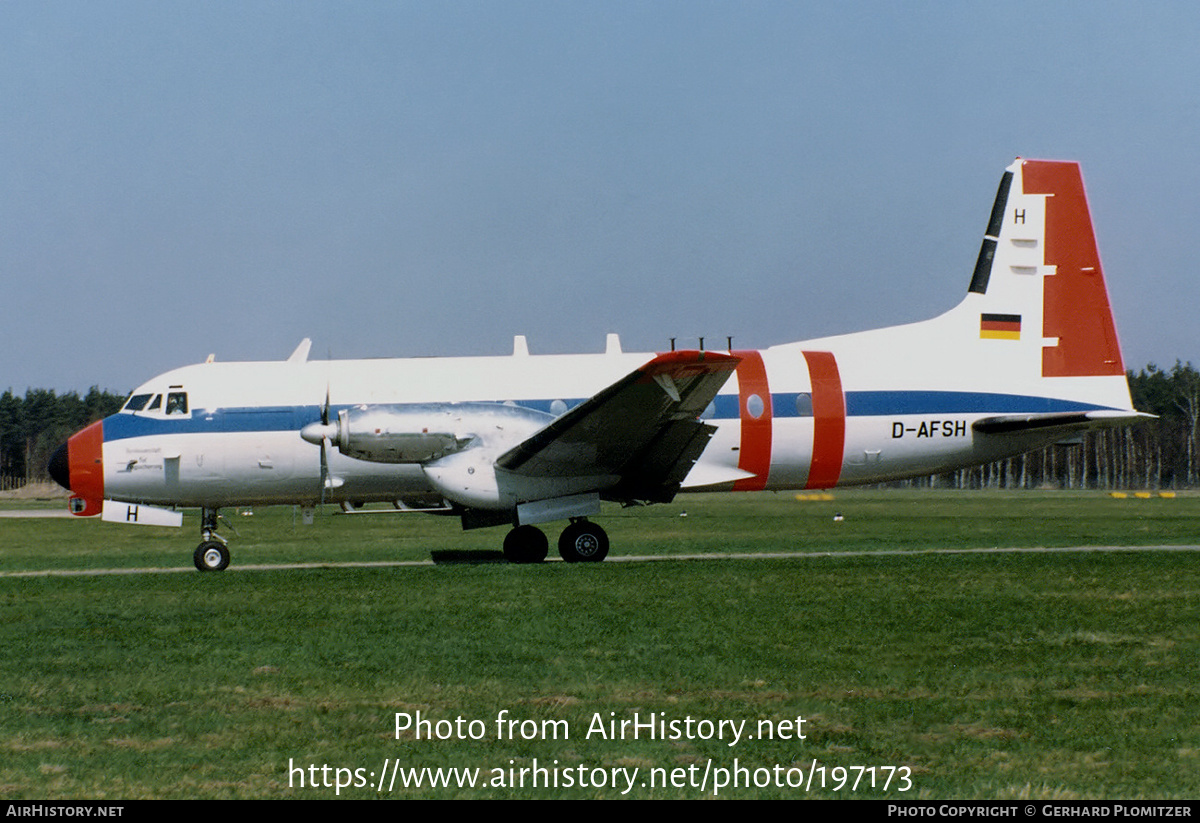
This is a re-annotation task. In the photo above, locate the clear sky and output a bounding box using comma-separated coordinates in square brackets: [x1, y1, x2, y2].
[3, 1, 1196, 393]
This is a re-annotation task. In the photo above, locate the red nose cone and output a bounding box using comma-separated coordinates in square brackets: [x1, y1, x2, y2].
[55, 420, 104, 516]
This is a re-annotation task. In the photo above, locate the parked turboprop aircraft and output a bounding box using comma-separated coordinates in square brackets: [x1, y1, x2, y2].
[49, 158, 1147, 570]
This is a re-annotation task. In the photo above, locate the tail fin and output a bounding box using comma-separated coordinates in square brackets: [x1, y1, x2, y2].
[798, 157, 1137, 416]
[968, 158, 1125, 379]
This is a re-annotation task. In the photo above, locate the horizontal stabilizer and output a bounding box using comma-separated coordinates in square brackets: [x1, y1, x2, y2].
[973, 410, 1154, 436]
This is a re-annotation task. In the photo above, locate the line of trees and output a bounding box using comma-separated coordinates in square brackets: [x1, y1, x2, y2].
[0, 388, 125, 490]
[2, 363, 1198, 491]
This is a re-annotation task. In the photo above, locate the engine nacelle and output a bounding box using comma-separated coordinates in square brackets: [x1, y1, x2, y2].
[301, 402, 552, 465]
[334, 406, 468, 463]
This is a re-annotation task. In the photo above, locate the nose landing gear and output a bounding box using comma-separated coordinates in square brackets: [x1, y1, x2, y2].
[193, 507, 231, 572]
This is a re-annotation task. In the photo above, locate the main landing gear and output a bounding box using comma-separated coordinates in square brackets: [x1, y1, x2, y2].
[193, 507, 231, 572]
[502, 518, 610, 564]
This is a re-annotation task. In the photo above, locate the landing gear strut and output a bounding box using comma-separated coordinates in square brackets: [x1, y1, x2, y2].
[193, 507, 230, 572]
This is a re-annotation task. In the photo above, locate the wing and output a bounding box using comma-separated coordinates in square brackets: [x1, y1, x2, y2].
[497, 350, 740, 503]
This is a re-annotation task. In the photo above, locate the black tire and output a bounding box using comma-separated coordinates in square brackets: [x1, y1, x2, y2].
[503, 525, 548, 564]
[558, 521, 609, 563]
[194, 540, 230, 572]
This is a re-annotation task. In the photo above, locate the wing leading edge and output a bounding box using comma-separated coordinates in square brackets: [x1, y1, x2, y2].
[497, 350, 740, 503]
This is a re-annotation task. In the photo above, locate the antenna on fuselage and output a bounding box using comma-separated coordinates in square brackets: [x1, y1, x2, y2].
[287, 338, 312, 363]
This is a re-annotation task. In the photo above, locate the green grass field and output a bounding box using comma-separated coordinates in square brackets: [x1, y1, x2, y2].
[1, 490, 1198, 798]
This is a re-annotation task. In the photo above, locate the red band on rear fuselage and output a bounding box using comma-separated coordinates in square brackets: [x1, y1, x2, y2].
[803, 350, 845, 489]
[732, 350, 771, 491]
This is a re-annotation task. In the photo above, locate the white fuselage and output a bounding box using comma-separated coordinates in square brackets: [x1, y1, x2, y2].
[98, 330, 1125, 512]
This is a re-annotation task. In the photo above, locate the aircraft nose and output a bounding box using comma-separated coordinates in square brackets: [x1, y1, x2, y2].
[49, 420, 105, 516]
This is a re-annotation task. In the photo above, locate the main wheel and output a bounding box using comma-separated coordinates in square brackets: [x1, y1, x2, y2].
[194, 540, 230, 572]
[558, 521, 609, 563]
[503, 525, 549, 564]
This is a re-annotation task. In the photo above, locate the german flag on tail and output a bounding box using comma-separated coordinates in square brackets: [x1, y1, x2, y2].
[980, 313, 1021, 340]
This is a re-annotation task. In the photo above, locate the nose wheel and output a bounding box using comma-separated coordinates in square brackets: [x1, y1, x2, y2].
[194, 540, 230, 572]
[193, 507, 231, 572]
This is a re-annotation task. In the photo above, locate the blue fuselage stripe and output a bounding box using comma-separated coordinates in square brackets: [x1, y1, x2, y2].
[100, 391, 1115, 442]
[843, 391, 1107, 416]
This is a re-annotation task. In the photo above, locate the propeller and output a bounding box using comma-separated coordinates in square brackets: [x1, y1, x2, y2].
[318, 385, 330, 506]
[300, 384, 340, 506]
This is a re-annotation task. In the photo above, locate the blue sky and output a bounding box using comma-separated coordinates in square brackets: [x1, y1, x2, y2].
[3, 1, 1197, 393]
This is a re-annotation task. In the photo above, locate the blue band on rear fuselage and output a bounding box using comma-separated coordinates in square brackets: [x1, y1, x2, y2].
[841, 391, 1108, 416]
[98, 392, 1117, 442]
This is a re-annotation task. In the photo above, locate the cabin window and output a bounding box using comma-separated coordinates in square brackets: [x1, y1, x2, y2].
[746, 393, 766, 419]
[795, 393, 813, 418]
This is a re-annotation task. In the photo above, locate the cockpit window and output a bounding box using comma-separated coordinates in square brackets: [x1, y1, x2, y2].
[122, 390, 189, 415]
[123, 393, 153, 412]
